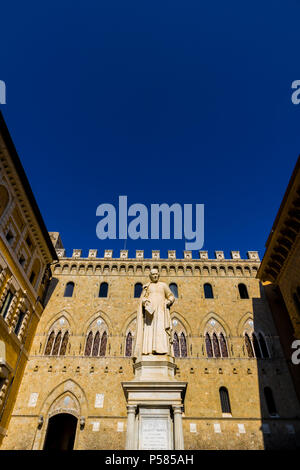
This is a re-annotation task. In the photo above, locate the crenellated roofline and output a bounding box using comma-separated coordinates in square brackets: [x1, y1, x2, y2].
[54, 248, 260, 262]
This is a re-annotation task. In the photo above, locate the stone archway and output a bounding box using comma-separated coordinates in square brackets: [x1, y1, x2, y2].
[43, 413, 78, 450]
[32, 379, 88, 450]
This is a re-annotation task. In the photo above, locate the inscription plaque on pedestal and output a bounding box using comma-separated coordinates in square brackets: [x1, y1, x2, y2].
[140, 418, 169, 450]
[138, 408, 173, 450]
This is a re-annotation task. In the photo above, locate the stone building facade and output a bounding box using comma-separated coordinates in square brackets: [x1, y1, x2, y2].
[258, 156, 300, 403]
[0, 112, 57, 445]
[2, 246, 300, 450]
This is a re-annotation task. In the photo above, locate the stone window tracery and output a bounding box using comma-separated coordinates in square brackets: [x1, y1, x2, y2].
[205, 319, 229, 358]
[171, 318, 188, 357]
[124, 318, 136, 357]
[243, 320, 270, 359]
[125, 332, 133, 356]
[44, 317, 70, 356]
[84, 318, 108, 357]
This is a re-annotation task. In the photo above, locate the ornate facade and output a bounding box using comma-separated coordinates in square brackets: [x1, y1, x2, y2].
[0, 112, 57, 445]
[2, 246, 300, 449]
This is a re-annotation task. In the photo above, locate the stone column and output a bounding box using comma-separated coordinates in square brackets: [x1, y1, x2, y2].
[125, 405, 137, 450]
[173, 405, 184, 450]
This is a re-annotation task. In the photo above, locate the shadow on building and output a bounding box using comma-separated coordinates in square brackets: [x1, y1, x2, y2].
[252, 286, 300, 449]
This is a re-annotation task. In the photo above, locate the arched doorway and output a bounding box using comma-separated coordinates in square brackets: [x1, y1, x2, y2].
[43, 413, 78, 450]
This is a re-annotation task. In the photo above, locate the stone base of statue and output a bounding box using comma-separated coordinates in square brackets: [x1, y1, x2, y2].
[122, 354, 187, 450]
[133, 354, 176, 381]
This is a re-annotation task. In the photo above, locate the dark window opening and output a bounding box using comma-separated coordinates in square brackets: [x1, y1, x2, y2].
[59, 331, 69, 355]
[173, 332, 180, 357]
[14, 310, 26, 336]
[29, 271, 36, 284]
[238, 283, 249, 299]
[219, 333, 228, 357]
[264, 387, 277, 416]
[26, 236, 33, 249]
[252, 333, 262, 358]
[6, 231, 14, 245]
[245, 333, 254, 357]
[45, 331, 55, 355]
[0, 290, 13, 319]
[52, 331, 62, 355]
[259, 333, 269, 358]
[169, 283, 178, 298]
[134, 283, 143, 298]
[92, 331, 100, 356]
[219, 387, 231, 414]
[125, 332, 133, 357]
[64, 282, 74, 297]
[99, 282, 108, 298]
[204, 283, 214, 299]
[205, 333, 213, 357]
[99, 331, 107, 356]
[19, 255, 26, 267]
[180, 332, 187, 357]
[84, 331, 93, 356]
[212, 332, 221, 357]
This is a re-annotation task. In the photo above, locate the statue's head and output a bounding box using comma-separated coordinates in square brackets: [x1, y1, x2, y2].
[149, 268, 160, 283]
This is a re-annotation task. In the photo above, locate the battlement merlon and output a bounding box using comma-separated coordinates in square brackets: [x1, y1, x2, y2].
[54, 248, 260, 262]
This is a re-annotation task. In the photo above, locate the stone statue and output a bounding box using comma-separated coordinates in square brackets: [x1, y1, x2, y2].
[133, 268, 175, 358]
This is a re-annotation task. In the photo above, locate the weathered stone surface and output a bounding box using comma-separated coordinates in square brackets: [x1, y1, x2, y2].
[2, 256, 300, 450]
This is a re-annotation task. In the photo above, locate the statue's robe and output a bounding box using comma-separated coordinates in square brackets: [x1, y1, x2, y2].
[133, 281, 175, 358]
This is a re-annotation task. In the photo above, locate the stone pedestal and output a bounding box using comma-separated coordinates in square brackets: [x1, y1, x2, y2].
[122, 355, 187, 450]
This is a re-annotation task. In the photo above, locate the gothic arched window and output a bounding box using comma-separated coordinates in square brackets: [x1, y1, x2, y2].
[204, 283, 213, 299]
[264, 387, 277, 416]
[173, 332, 180, 357]
[212, 333, 221, 357]
[219, 333, 228, 357]
[92, 331, 100, 356]
[180, 333, 187, 357]
[205, 333, 213, 357]
[245, 333, 254, 357]
[238, 283, 249, 299]
[64, 282, 74, 298]
[59, 331, 69, 355]
[44, 331, 55, 355]
[259, 333, 269, 358]
[252, 333, 262, 358]
[52, 331, 62, 355]
[84, 331, 93, 356]
[134, 283, 143, 298]
[99, 282, 108, 298]
[125, 332, 133, 357]
[100, 331, 107, 356]
[169, 283, 178, 298]
[219, 387, 231, 414]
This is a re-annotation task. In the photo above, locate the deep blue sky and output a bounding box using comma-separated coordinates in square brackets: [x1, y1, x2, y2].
[1, 1, 299, 259]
